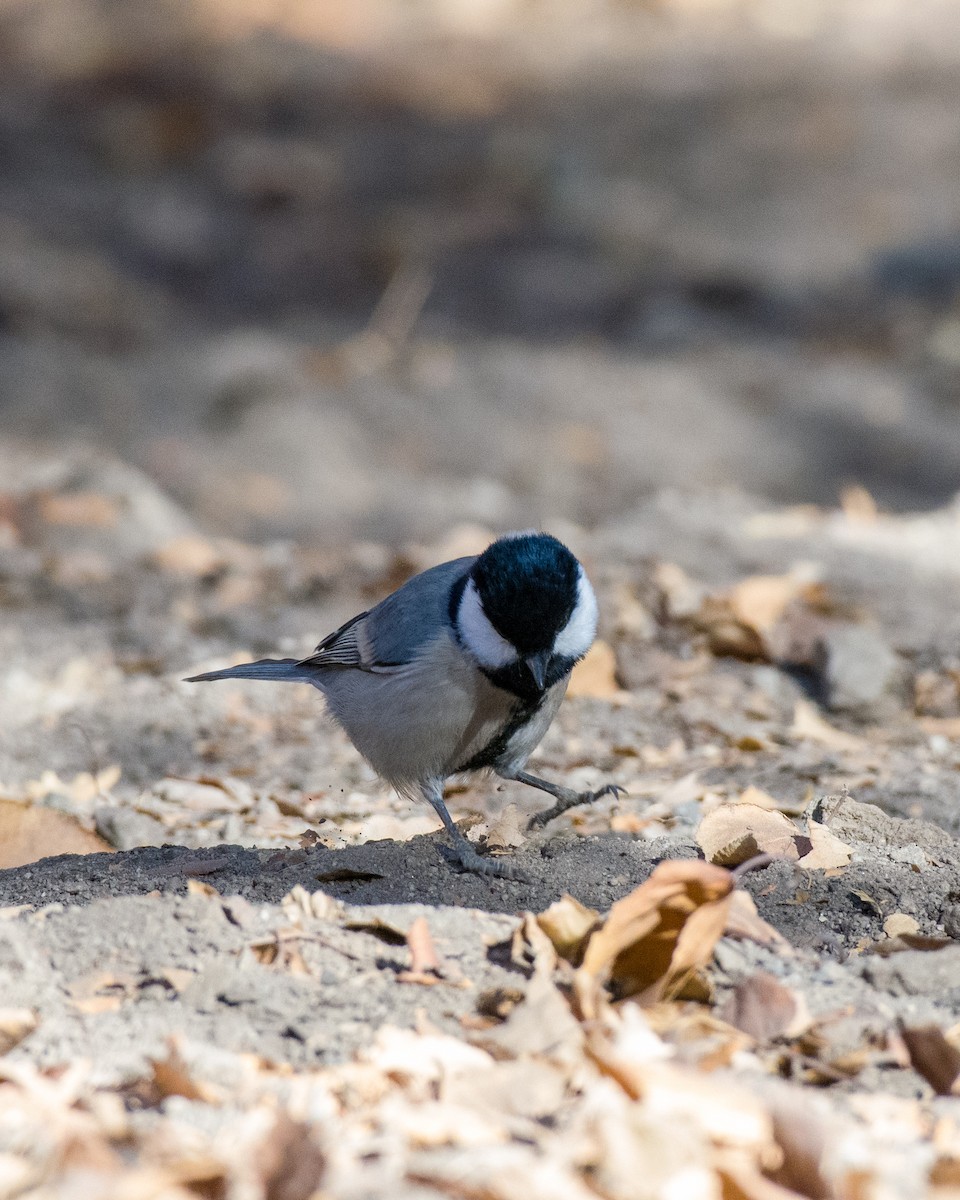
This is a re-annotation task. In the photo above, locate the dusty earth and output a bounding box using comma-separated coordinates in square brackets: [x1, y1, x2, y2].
[3, 1, 960, 1197]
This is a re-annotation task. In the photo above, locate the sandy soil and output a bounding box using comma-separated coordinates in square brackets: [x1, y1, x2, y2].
[3, 2, 960, 1195]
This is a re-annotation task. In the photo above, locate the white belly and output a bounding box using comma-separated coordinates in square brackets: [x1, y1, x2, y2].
[315, 633, 565, 793]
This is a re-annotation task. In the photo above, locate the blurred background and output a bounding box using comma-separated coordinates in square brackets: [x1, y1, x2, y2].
[1, 0, 960, 548]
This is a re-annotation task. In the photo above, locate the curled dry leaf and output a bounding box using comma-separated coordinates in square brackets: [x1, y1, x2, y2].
[536, 895, 601, 966]
[574, 860, 735, 1018]
[697, 804, 800, 867]
[511, 911, 559, 977]
[719, 972, 811, 1042]
[479, 804, 526, 850]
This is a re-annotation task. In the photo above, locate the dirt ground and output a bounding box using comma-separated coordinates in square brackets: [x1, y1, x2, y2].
[3, 2, 960, 1198]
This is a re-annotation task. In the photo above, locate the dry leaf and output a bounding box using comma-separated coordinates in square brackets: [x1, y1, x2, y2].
[483, 804, 526, 850]
[575, 860, 734, 1017]
[737, 785, 779, 809]
[696, 595, 767, 660]
[150, 1041, 219, 1103]
[404, 916, 441, 977]
[696, 804, 800, 867]
[38, 490, 119, 527]
[567, 640, 625, 699]
[511, 911, 559, 977]
[0, 799, 112, 869]
[151, 533, 224, 576]
[883, 913, 921, 939]
[186, 879, 219, 898]
[797, 820, 852, 871]
[654, 562, 707, 619]
[724, 891, 793, 954]
[536, 895, 601, 965]
[0, 1009, 37, 1053]
[790, 700, 863, 751]
[900, 1025, 960, 1095]
[728, 573, 805, 635]
[68, 971, 135, 1014]
[719, 972, 810, 1042]
[258, 1111, 326, 1200]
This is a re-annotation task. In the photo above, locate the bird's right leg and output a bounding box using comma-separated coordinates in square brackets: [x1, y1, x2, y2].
[421, 782, 525, 881]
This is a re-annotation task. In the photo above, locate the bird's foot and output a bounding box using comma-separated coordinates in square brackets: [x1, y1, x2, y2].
[438, 837, 529, 882]
[527, 783, 625, 831]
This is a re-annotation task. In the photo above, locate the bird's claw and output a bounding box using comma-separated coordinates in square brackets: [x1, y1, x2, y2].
[438, 840, 529, 882]
[527, 782, 626, 831]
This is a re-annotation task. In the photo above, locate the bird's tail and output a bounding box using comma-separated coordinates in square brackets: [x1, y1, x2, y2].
[185, 658, 315, 684]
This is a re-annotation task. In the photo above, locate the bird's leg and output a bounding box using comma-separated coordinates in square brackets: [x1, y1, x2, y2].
[422, 784, 526, 881]
[510, 770, 625, 830]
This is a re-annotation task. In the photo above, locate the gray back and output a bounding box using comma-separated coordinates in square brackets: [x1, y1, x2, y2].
[364, 555, 474, 665]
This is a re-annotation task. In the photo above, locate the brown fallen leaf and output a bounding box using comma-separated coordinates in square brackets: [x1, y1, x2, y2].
[67, 970, 138, 1014]
[718, 1161, 809, 1200]
[150, 1040, 221, 1103]
[511, 911, 559, 977]
[399, 915, 442, 983]
[258, 1111, 327, 1200]
[724, 891, 793, 954]
[696, 804, 800, 867]
[0, 799, 112, 869]
[790, 700, 863, 751]
[567, 640, 626, 700]
[37, 490, 119, 527]
[186, 879, 219, 898]
[719, 971, 810, 1042]
[900, 1024, 960, 1095]
[737, 785, 779, 809]
[574, 860, 735, 1017]
[796, 820, 852, 871]
[693, 570, 810, 662]
[150, 533, 224, 577]
[728, 572, 806, 637]
[883, 913, 920, 939]
[653, 561, 707, 620]
[474, 804, 525, 850]
[696, 595, 767, 661]
[536, 894, 601, 966]
[0, 1008, 37, 1053]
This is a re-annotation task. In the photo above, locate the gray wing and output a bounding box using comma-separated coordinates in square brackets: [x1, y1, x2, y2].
[299, 556, 475, 671]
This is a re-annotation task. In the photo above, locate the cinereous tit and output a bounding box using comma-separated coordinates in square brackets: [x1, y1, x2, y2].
[186, 531, 620, 877]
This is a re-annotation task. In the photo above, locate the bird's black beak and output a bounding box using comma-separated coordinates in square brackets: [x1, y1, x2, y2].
[525, 650, 551, 691]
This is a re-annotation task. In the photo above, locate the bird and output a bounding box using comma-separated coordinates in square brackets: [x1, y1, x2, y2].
[185, 531, 621, 878]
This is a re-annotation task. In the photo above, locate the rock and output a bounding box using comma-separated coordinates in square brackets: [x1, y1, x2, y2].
[813, 795, 960, 860]
[858, 945, 960, 1001]
[94, 806, 167, 851]
[815, 624, 901, 715]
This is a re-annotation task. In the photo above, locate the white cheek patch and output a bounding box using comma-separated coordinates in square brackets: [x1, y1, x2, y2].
[553, 569, 598, 660]
[456, 578, 518, 670]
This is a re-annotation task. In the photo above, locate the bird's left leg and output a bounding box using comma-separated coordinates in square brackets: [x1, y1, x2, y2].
[507, 770, 625, 831]
[421, 782, 526, 880]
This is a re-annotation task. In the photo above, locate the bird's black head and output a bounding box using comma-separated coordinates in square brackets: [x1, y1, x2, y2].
[453, 532, 598, 701]
[472, 533, 579, 653]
